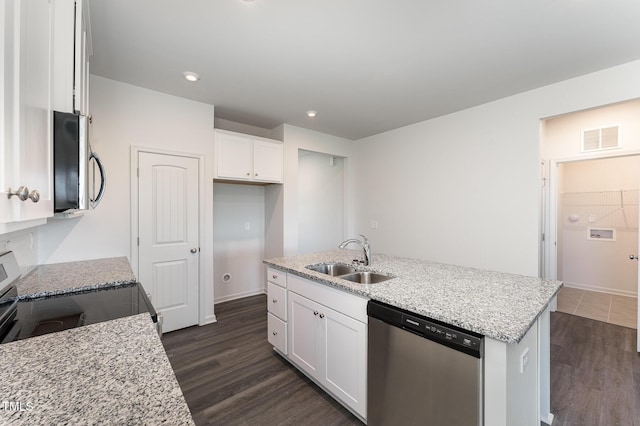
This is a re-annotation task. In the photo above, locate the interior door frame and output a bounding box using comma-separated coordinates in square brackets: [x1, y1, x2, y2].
[544, 149, 640, 279]
[130, 146, 207, 327]
[544, 150, 640, 352]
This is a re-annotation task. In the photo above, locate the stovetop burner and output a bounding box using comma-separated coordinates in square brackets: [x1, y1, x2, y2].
[31, 313, 86, 337]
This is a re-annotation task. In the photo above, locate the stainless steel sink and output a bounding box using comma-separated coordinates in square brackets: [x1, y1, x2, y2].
[306, 262, 358, 276]
[338, 271, 394, 284]
[306, 262, 394, 284]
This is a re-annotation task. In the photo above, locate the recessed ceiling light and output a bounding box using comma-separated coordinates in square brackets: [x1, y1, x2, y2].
[306, 111, 318, 118]
[183, 71, 200, 82]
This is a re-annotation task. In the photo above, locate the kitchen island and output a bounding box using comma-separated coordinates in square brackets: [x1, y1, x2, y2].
[264, 249, 562, 426]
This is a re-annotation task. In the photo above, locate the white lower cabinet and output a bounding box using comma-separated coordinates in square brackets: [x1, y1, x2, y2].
[286, 279, 367, 419]
[267, 313, 287, 354]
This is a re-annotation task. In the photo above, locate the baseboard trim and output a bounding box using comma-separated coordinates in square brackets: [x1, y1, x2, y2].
[214, 288, 266, 304]
[563, 281, 637, 298]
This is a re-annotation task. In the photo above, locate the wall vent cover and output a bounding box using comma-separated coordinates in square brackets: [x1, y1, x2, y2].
[581, 125, 620, 152]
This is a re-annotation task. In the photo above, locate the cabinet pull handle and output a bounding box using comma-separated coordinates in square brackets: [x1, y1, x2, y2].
[272, 298, 277, 303]
[8, 186, 29, 201]
[255, 173, 258, 176]
[246, 172, 250, 176]
[313, 310, 319, 316]
[272, 331, 278, 336]
[7, 186, 40, 203]
[29, 190, 40, 202]
[272, 274, 278, 279]
[319, 313, 325, 319]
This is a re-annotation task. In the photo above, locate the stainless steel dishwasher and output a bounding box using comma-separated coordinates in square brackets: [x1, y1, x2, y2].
[367, 300, 484, 426]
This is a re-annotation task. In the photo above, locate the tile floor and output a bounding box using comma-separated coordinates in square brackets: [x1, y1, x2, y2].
[556, 286, 638, 329]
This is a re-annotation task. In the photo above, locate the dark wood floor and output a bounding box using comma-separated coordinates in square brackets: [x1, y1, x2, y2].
[161, 294, 362, 425]
[550, 311, 640, 426]
[163, 295, 640, 425]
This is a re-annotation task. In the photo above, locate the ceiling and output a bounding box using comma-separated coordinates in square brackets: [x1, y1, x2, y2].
[88, 0, 640, 140]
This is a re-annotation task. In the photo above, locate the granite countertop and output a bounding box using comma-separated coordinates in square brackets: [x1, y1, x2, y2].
[16, 257, 137, 299]
[0, 313, 194, 425]
[264, 249, 563, 344]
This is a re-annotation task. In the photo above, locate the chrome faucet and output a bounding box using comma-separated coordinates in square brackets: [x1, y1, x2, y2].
[338, 234, 371, 266]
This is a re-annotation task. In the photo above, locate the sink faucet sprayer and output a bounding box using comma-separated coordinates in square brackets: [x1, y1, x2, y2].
[338, 234, 371, 266]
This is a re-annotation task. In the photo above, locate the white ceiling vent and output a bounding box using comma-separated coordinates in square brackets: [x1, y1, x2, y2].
[581, 125, 620, 152]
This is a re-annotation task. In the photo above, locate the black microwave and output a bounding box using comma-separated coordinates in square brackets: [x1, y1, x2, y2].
[53, 111, 106, 213]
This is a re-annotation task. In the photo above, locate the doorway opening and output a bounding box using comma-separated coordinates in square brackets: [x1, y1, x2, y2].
[297, 150, 346, 254]
[554, 156, 639, 329]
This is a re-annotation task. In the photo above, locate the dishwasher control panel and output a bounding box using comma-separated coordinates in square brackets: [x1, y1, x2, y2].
[368, 300, 483, 358]
[402, 314, 482, 357]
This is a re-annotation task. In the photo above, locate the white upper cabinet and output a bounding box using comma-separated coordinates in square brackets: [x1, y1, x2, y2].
[253, 139, 283, 182]
[0, 0, 55, 233]
[214, 129, 283, 184]
[52, 0, 91, 115]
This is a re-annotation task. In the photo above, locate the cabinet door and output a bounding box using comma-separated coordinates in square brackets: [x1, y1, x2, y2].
[0, 0, 54, 231]
[267, 282, 287, 321]
[323, 305, 367, 418]
[253, 140, 283, 183]
[267, 313, 287, 354]
[52, 0, 90, 115]
[288, 292, 322, 378]
[215, 133, 252, 180]
[74, 0, 90, 115]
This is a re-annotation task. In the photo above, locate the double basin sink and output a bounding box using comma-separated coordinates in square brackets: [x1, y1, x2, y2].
[305, 262, 394, 284]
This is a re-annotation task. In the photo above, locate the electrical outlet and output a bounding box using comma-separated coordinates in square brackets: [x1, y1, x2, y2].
[370, 220, 378, 229]
[244, 222, 251, 231]
[520, 347, 530, 373]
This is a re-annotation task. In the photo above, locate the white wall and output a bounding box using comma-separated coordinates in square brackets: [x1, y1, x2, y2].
[281, 125, 355, 256]
[352, 60, 640, 276]
[38, 75, 216, 322]
[212, 182, 266, 303]
[297, 150, 345, 253]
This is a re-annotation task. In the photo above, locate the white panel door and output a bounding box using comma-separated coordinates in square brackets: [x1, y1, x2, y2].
[138, 152, 199, 333]
[637, 188, 640, 352]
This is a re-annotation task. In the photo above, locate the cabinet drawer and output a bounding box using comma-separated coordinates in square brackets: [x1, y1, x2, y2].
[267, 313, 287, 354]
[268, 282, 287, 321]
[267, 267, 286, 287]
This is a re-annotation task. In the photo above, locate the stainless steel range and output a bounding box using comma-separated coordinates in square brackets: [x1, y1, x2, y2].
[0, 251, 157, 344]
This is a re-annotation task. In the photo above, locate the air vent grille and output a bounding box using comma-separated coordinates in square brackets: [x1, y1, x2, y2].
[581, 125, 620, 152]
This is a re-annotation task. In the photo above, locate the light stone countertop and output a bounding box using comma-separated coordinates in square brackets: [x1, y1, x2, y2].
[16, 257, 137, 298]
[264, 249, 562, 344]
[0, 313, 194, 425]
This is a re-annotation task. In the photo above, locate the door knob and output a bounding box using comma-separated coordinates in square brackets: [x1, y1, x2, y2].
[190, 248, 198, 253]
[630, 254, 638, 260]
